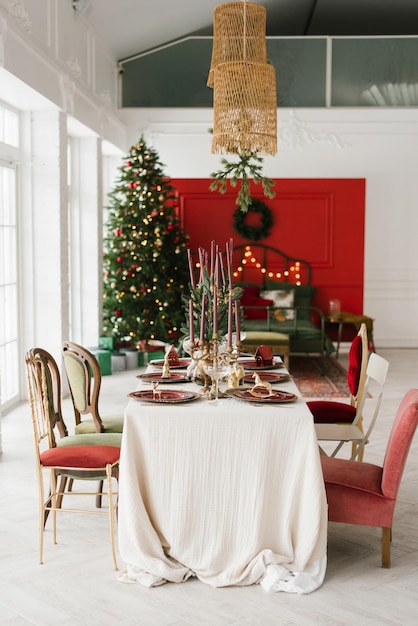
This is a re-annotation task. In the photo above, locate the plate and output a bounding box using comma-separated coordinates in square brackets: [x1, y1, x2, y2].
[226, 388, 297, 403]
[239, 359, 284, 371]
[149, 358, 191, 369]
[128, 389, 201, 403]
[137, 372, 191, 384]
[243, 372, 290, 384]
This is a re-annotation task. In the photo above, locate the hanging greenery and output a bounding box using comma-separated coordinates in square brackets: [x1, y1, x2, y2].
[233, 197, 274, 241]
[209, 152, 275, 213]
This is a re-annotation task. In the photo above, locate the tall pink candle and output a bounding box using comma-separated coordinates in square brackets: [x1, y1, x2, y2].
[213, 285, 218, 335]
[187, 249, 195, 288]
[226, 242, 233, 289]
[235, 299, 241, 343]
[227, 293, 233, 348]
[189, 299, 194, 343]
[200, 293, 207, 345]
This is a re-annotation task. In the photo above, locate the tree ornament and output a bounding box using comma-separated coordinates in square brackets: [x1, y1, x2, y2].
[233, 197, 274, 241]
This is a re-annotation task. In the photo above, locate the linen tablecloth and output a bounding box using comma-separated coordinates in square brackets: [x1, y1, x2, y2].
[117, 360, 327, 593]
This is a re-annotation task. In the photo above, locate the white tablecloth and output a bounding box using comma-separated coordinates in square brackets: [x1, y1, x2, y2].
[117, 359, 327, 593]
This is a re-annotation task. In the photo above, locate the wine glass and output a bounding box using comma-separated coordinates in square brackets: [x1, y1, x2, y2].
[203, 363, 229, 404]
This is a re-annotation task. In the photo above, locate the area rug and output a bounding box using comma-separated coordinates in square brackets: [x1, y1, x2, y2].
[289, 357, 349, 398]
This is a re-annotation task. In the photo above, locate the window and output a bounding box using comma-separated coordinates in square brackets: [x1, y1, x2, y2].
[0, 162, 18, 410]
[0, 102, 19, 411]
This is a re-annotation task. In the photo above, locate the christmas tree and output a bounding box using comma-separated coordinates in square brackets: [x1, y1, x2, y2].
[102, 137, 190, 346]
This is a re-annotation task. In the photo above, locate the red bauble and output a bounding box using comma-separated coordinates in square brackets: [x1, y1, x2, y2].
[115, 309, 122, 316]
[126, 160, 132, 167]
[114, 228, 122, 237]
[117, 256, 123, 263]
[167, 224, 174, 231]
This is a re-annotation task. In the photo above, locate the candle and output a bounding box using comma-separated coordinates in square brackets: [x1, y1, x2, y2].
[189, 299, 194, 343]
[214, 247, 219, 287]
[227, 293, 233, 348]
[235, 299, 241, 344]
[210, 240, 215, 277]
[226, 242, 233, 289]
[187, 249, 195, 288]
[218, 251, 226, 287]
[200, 293, 207, 345]
[213, 285, 218, 336]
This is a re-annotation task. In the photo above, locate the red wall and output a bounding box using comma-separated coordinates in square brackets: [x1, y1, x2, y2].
[172, 178, 365, 322]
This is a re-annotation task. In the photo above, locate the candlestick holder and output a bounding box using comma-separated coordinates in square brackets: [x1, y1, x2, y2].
[184, 335, 243, 400]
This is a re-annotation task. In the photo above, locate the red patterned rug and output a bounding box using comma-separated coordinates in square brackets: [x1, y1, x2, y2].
[289, 357, 349, 398]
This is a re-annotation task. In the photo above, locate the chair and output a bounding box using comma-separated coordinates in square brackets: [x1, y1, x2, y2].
[321, 388, 418, 568]
[25, 348, 120, 569]
[315, 352, 389, 460]
[307, 322, 369, 426]
[62, 341, 124, 434]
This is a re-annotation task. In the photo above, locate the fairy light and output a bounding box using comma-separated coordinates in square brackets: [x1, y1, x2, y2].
[234, 245, 303, 284]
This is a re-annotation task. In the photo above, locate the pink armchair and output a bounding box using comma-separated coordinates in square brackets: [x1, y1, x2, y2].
[321, 388, 418, 568]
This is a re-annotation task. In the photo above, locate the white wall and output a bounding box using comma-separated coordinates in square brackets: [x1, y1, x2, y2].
[119, 106, 418, 349]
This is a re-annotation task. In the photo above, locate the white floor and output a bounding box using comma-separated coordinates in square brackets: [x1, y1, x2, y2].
[1, 348, 418, 625]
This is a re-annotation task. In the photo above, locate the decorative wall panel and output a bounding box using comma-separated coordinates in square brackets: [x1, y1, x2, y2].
[172, 178, 365, 318]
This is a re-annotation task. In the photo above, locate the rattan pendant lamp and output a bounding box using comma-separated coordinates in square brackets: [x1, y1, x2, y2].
[209, 1, 277, 157]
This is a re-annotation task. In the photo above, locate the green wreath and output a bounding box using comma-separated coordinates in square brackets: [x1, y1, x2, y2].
[233, 198, 274, 241]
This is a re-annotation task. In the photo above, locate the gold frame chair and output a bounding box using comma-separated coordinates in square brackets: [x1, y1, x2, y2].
[25, 348, 120, 569]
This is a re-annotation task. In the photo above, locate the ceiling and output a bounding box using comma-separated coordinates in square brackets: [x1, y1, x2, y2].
[84, 0, 418, 62]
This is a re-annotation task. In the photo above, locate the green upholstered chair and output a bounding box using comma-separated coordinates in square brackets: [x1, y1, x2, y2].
[62, 341, 124, 434]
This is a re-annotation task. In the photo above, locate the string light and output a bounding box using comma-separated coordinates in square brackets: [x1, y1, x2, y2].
[233, 245, 303, 285]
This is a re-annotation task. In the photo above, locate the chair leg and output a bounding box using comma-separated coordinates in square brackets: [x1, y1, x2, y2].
[382, 527, 391, 568]
[96, 480, 104, 508]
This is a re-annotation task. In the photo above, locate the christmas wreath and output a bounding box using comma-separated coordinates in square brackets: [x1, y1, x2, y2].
[233, 198, 274, 241]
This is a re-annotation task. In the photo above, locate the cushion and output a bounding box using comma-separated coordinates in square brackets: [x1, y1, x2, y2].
[241, 288, 273, 320]
[260, 289, 294, 321]
[58, 433, 122, 447]
[40, 445, 120, 468]
[75, 415, 124, 434]
[307, 400, 356, 424]
[264, 280, 316, 320]
[347, 335, 363, 396]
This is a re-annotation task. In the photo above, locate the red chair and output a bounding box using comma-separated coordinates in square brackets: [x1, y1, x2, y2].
[321, 388, 418, 568]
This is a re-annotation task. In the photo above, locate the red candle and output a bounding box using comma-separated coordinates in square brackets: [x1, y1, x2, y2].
[213, 285, 218, 336]
[189, 299, 194, 343]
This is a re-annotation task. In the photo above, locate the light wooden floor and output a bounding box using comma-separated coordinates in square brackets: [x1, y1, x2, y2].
[1, 348, 418, 625]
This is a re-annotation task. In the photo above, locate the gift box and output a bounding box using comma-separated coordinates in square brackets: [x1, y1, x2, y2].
[90, 348, 112, 376]
[99, 336, 116, 352]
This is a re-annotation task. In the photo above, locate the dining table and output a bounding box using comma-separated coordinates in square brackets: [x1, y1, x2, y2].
[117, 355, 328, 594]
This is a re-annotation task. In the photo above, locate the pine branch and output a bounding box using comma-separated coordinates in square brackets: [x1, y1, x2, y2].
[210, 153, 275, 213]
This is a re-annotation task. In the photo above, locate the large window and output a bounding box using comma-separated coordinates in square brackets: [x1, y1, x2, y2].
[0, 162, 18, 410]
[0, 103, 19, 411]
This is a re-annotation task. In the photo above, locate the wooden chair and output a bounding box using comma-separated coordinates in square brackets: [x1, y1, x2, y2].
[25, 348, 120, 569]
[315, 352, 389, 461]
[321, 388, 418, 568]
[62, 341, 124, 434]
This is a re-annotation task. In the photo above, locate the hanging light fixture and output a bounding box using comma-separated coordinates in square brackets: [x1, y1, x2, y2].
[207, 1, 267, 88]
[209, 1, 277, 157]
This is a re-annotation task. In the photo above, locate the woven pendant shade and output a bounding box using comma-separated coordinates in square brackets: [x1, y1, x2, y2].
[211, 61, 277, 156]
[207, 1, 267, 87]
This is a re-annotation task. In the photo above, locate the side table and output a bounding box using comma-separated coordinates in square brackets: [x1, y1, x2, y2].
[327, 311, 375, 358]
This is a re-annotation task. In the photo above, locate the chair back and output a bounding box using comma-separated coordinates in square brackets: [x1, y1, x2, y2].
[25, 348, 67, 452]
[347, 322, 369, 407]
[62, 341, 104, 433]
[382, 388, 418, 499]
